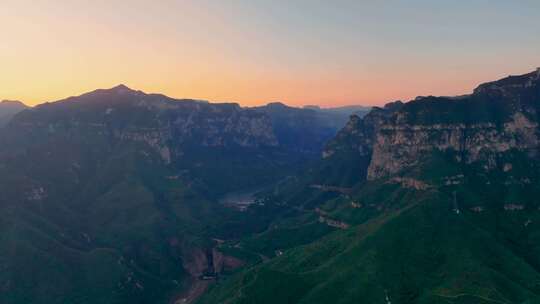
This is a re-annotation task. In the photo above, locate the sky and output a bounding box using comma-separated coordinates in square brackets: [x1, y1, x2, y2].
[1, 0, 539, 107]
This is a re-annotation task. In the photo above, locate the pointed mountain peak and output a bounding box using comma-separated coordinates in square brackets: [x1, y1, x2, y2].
[87, 84, 142, 97]
[110, 84, 134, 92]
[57, 84, 146, 106]
[112, 84, 129, 89]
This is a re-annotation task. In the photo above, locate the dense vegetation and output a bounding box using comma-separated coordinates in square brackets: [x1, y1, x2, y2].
[199, 69, 540, 304]
[200, 151, 540, 304]
[0, 85, 363, 304]
[1, 69, 539, 304]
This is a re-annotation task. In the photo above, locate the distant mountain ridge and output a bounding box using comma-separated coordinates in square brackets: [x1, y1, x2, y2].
[0, 99, 28, 126]
[3, 85, 369, 195]
[253, 102, 370, 155]
[303, 104, 371, 117]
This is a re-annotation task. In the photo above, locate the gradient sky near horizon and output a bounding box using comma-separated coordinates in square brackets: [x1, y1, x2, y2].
[1, 0, 539, 107]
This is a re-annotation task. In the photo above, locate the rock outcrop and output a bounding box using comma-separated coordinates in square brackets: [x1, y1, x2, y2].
[325, 69, 540, 181]
[9, 86, 279, 164]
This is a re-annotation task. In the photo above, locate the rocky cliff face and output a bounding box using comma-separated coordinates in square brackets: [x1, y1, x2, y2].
[8, 85, 365, 167]
[368, 112, 538, 179]
[326, 69, 540, 182]
[112, 104, 279, 164]
[9, 85, 278, 164]
[323, 100, 403, 160]
[317, 100, 403, 185]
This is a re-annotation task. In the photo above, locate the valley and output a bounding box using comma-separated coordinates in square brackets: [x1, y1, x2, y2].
[0, 69, 539, 304]
[0, 85, 365, 304]
[3, 2, 540, 303]
[197, 68, 540, 304]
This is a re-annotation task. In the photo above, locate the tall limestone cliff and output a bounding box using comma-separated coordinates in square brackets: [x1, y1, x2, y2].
[324, 69, 540, 183]
[319, 100, 403, 183]
[8, 85, 278, 164]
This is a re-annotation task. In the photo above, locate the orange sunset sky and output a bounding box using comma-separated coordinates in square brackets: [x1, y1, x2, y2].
[1, 0, 539, 107]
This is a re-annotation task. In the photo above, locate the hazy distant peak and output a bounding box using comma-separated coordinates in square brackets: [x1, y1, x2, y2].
[1, 99, 26, 105]
[76, 84, 145, 101]
[0, 99, 28, 126]
[265, 102, 289, 108]
[111, 84, 132, 91]
[80, 84, 141, 97]
[106, 84, 139, 94]
[0, 100, 28, 109]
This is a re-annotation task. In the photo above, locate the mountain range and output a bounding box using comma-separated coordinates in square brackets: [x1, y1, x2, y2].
[0, 85, 367, 304]
[1, 68, 539, 304]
